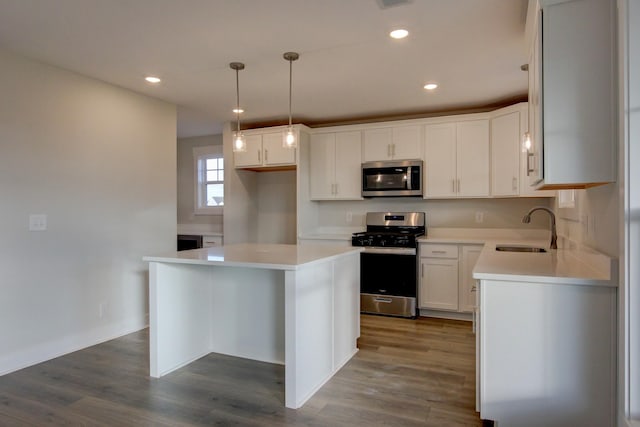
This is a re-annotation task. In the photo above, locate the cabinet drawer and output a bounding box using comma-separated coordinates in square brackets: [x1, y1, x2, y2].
[202, 235, 223, 247]
[421, 244, 458, 258]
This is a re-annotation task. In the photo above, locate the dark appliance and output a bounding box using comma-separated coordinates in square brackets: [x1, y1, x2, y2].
[177, 234, 203, 251]
[361, 159, 422, 197]
[352, 212, 425, 318]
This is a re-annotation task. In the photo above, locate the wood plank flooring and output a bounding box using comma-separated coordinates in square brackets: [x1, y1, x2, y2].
[0, 315, 481, 426]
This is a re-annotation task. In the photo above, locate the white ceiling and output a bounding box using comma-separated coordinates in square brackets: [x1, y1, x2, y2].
[0, 0, 529, 138]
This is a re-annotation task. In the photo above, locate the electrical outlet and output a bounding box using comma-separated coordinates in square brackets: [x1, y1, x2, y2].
[29, 214, 47, 231]
[475, 212, 484, 223]
[346, 211, 353, 223]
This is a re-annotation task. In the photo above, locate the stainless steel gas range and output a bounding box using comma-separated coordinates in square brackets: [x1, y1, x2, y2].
[351, 212, 425, 318]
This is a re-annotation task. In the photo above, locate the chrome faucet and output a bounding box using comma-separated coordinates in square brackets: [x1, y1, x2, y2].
[522, 206, 558, 249]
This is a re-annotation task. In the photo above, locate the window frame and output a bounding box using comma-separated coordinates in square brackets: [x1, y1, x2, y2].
[193, 145, 224, 216]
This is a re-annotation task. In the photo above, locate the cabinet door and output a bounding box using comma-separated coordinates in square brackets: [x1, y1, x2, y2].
[309, 133, 336, 199]
[392, 125, 421, 160]
[334, 131, 363, 199]
[262, 132, 296, 166]
[363, 128, 392, 161]
[424, 123, 457, 198]
[460, 245, 482, 313]
[234, 134, 263, 167]
[527, 11, 543, 186]
[456, 120, 489, 197]
[420, 257, 459, 311]
[491, 111, 520, 196]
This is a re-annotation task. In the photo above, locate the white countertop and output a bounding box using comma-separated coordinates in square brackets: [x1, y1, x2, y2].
[473, 240, 617, 287]
[144, 243, 362, 271]
[177, 224, 223, 237]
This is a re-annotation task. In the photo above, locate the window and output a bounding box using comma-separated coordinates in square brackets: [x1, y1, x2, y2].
[193, 146, 223, 215]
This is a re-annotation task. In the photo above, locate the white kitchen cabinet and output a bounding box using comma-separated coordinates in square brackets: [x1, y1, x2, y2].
[490, 110, 520, 196]
[420, 244, 459, 311]
[424, 120, 489, 198]
[479, 278, 615, 426]
[459, 245, 482, 313]
[525, 0, 616, 189]
[309, 131, 362, 200]
[457, 120, 490, 197]
[234, 129, 297, 169]
[202, 235, 223, 247]
[363, 125, 421, 161]
[519, 104, 556, 197]
[419, 243, 482, 317]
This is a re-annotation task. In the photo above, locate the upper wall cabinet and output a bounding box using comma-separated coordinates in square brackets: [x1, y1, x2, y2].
[491, 109, 521, 196]
[490, 103, 556, 198]
[363, 125, 422, 162]
[424, 120, 489, 198]
[525, 0, 616, 189]
[234, 127, 299, 169]
[309, 131, 363, 200]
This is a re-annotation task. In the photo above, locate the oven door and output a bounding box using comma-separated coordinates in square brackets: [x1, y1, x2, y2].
[360, 247, 418, 318]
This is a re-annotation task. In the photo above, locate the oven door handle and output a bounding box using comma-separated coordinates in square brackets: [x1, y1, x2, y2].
[360, 247, 416, 255]
[373, 297, 393, 304]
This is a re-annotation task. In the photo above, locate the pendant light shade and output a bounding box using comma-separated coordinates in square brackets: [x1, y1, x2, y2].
[230, 62, 246, 153]
[283, 52, 299, 149]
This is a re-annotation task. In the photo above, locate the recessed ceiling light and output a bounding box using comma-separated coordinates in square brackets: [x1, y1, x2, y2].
[145, 76, 161, 84]
[389, 29, 409, 39]
[423, 83, 438, 90]
[232, 108, 244, 114]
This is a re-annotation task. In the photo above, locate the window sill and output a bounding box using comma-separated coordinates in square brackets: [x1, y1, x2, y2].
[194, 207, 223, 216]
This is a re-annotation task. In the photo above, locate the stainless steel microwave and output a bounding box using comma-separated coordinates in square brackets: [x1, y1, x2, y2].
[361, 160, 423, 197]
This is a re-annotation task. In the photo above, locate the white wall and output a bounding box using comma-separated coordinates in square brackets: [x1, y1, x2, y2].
[555, 185, 619, 256]
[309, 197, 553, 232]
[0, 48, 176, 375]
[256, 171, 297, 244]
[177, 134, 223, 232]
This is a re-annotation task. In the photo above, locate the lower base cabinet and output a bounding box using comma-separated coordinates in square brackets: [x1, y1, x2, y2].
[478, 279, 615, 427]
[419, 243, 482, 317]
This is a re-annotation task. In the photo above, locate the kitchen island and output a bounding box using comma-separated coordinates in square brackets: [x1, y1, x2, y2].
[143, 243, 361, 409]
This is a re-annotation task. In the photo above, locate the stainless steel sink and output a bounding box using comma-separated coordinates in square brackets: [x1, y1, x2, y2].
[495, 245, 547, 253]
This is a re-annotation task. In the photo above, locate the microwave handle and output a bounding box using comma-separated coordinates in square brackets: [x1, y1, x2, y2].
[407, 166, 412, 190]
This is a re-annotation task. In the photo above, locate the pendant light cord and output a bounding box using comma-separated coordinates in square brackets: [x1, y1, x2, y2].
[230, 62, 245, 134]
[288, 58, 293, 127]
[283, 52, 299, 129]
[236, 68, 241, 133]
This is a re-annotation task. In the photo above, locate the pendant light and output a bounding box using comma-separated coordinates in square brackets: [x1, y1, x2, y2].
[230, 62, 246, 153]
[283, 52, 299, 149]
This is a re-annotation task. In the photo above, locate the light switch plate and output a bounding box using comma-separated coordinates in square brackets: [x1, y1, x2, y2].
[29, 214, 47, 231]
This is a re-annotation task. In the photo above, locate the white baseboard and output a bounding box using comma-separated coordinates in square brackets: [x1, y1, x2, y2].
[0, 316, 148, 376]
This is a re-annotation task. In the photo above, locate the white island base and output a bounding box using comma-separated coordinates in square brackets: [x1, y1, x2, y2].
[144, 243, 361, 409]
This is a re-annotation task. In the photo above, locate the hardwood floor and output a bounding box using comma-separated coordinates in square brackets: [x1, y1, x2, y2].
[0, 315, 481, 426]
